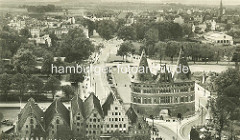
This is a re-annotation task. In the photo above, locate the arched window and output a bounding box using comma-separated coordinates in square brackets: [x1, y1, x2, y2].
[148, 98, 151, 104]
[133, 97, 137, 103]
[144, 98, 147, 104]
[138, 98, 141, 103]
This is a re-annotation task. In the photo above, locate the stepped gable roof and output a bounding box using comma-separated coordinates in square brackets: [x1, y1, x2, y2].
[155, 64, 173, 83]
[102, 92, 119, 116]
[83, 92, 104, 118]
[126, 106, 138, 124]
[173, 48, 191, 82]
[44, 99, 70, 128]
[71, 95, 84, 118]
[135, 49, 152, 82]
[18, 98, 44, 131]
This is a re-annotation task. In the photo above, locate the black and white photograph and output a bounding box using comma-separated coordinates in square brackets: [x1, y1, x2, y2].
[0, 0, 240, 139]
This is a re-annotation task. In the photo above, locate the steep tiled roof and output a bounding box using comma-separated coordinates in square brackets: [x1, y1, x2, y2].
[71, 95, 84, 118]
[173, 48, 191, 82]
[83, 93, 104, 118]
[44, 99, 70, 128]
[102, 92, 117, 116]
[126, 106, 138, 124]
[135, 49, 152, 82]
[18, 98, 44, 131]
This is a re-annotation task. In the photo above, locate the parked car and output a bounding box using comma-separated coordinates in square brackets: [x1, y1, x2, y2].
[1, 119, 13, 126]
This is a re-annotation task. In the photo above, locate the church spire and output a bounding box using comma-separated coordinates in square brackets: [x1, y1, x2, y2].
[219, 0, 223, 17]
[173, 47, 191, 82]
[135, 49, 152, 82]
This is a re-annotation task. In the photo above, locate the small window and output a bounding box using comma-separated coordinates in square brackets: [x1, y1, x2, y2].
[56, 119, 60, 124]
[94, 114, 97, 117]
[115, 107, 118, 110]
[30, 119, 34, 124]
[26, 125, 28, 128]
[77, 116, 80, 120]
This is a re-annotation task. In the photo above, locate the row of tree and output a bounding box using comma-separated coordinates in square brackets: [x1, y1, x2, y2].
[0, 73, 77, 100]
[117, 40, 235, 63]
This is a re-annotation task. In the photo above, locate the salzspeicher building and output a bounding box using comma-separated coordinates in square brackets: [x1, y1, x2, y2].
[15, 93, 151, 140]
[131, 49, 195, 118]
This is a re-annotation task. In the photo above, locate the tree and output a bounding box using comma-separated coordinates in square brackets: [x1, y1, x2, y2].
[132, 22, 147, 40]
[41, 53, 54, 75]
[11, 73, 28, 97]
[182, 23, 192, 37]
[145, 27, 159, 45]
[190, 127, 200, 140]
[28, 76, 44, 94]
[13, 47, 36, 74]
[69, 73, 85, 84]
[117, 26, 136, 41]
[59, 28, 94, 63]
[155, 41, 167, 63]
[232, 46, 240, 71]
[44, 75, 61, 99]
[20, 27, 31, 38]
[165, 41, 179, 63]
[117, 41, 133, 61]
[210, 96, 236, 140]
[211, 68, 240, 139]
[0, 73, 12, 100]
[213, 68, 240, 93]
[62, 85, 75, 99]
[96, 20, 116, 40]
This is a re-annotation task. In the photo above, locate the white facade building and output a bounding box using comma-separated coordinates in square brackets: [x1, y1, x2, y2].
[203, 32, 233, 45]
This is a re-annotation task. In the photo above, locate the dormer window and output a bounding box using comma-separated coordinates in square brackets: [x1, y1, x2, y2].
[56, 119, 60, 124]
[30, 119, 34, 124]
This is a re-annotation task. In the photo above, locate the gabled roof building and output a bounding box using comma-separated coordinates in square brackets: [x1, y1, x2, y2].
[16, 93, 151, 140]
[16, 98, 45, 140]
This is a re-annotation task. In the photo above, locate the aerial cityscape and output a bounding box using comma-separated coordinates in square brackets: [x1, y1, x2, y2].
[0, 0, 240, 140]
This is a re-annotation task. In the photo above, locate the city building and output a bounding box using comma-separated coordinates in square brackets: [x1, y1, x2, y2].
[131, 49, 195, 118]
[203, 32, 233, 45]
[44, 99, 71, 140]
[15, 93, 151, 140]
[83, 93, 104, 140]
[29, 34, 52, 47]
[15, 98, 45, 140]
[102, 92, 129, 134]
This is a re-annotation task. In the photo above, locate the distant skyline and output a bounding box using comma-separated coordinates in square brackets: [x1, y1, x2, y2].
[0, 0, 240, 6]
[101, 0, 240, 5]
